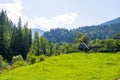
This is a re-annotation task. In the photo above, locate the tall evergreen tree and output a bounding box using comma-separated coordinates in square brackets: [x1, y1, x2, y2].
[0, 10, 9, 59]
[21, 23, 32, 59]
[0, 10, 5, 57]
[17, 18, 23, 54]
[0, 10, 32, 62]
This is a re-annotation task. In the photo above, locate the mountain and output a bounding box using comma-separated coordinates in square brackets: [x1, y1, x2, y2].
[43, 17, 120, 43]
[31, 29, 44, 38]
[101, 17, 120, 25]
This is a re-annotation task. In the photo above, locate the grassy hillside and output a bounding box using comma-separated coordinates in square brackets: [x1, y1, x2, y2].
[0, 52, 120, 80]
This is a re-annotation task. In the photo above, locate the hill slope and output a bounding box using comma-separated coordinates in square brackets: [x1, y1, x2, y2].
[0, 53, 120, 80]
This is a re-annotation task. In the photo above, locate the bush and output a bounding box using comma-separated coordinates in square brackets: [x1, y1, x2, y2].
[12, 55, 25, 68]
[39, 55, 45, 62]
[53, 53, 59, 56]
[30, 56, 36, 64]
[27, 53, 37, 64]
[27, 53, 45, 64]
[12, 55, 24, 63]
[13, 61, 25, 68]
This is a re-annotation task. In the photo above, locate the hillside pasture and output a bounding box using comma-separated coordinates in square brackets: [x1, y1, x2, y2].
[0, 52, 120, 80]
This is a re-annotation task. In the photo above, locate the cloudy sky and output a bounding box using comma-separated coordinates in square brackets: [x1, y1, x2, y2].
[0, 0, 120, 31]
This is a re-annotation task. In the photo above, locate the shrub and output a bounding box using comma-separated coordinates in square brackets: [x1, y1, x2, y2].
[13, 61, 25, 68]
[39, 55, 45, 62]
[12, 55, 24, 63]
[12, 55, 25, 68]
[53, 53, 59, 56]
[27, 53, 37, 64]
[30, 56, 36, 64]
[27, 53, 45, 64]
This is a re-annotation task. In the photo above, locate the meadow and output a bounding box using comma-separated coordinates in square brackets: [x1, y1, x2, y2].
[0, 52, 120, 80]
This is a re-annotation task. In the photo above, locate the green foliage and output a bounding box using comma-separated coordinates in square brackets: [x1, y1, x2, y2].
[39, 55, 45, 62]
[27, 53, 37, 64]
[30, 57, 36, 64]
[0, 10, 32, 62]
[0, 55, 3, 68]
[44, 28, 72, 43]
[33, 31, 40, 55]
[40, 36, 49, 55]
[13, 61, 25, 68]
[46, 42, 60, 56]
[0, 55, 8, 69]
[12, 55, 24, 63]
[43, 23, 120, 43]
[113, 32, 120, 39]
[77, 33, 88, 43]
[0, 53, 120, 80]
[27, 52, 46, 64]
[75, 32, 89, 50]
[12, 55, 25, 68]
[90, 39, 120, 52]
[31, 32, 49, 56]
[0, 10, 11, 60]
[59, 43, 78, 54]
[21, 23, 32, 59]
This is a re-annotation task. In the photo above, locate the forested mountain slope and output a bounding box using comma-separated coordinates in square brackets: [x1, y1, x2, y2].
[43, 19, 120, 43]
[101, 17, 120, 25]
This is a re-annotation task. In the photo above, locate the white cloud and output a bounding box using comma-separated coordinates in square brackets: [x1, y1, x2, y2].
[0, 0, 79, 31]
[0, 0, 27, 24]
[29, 13, 79, 31]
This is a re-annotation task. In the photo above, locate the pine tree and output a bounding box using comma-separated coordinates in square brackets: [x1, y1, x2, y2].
[10, 24, 17, 61]
[0, 10, 5, 57]
[21, 23, 32, 59]
[0, 10, 8, 59]
[17, 18, 23, 54]
[0, 10, 32, 62]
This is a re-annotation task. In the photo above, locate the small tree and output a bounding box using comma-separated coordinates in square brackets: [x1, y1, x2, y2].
[40, 36, 49, 55]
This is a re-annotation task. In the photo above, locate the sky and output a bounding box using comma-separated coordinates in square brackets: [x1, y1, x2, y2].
[0, 0, 120, 31]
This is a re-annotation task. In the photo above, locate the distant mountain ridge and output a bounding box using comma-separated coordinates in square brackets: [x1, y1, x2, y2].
[101, 17, 120, 25]
[31, 29, 44, 39]
[43, 17, 120, 43]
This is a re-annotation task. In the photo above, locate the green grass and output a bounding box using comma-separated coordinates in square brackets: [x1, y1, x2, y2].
[0, 52, 120, 80]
